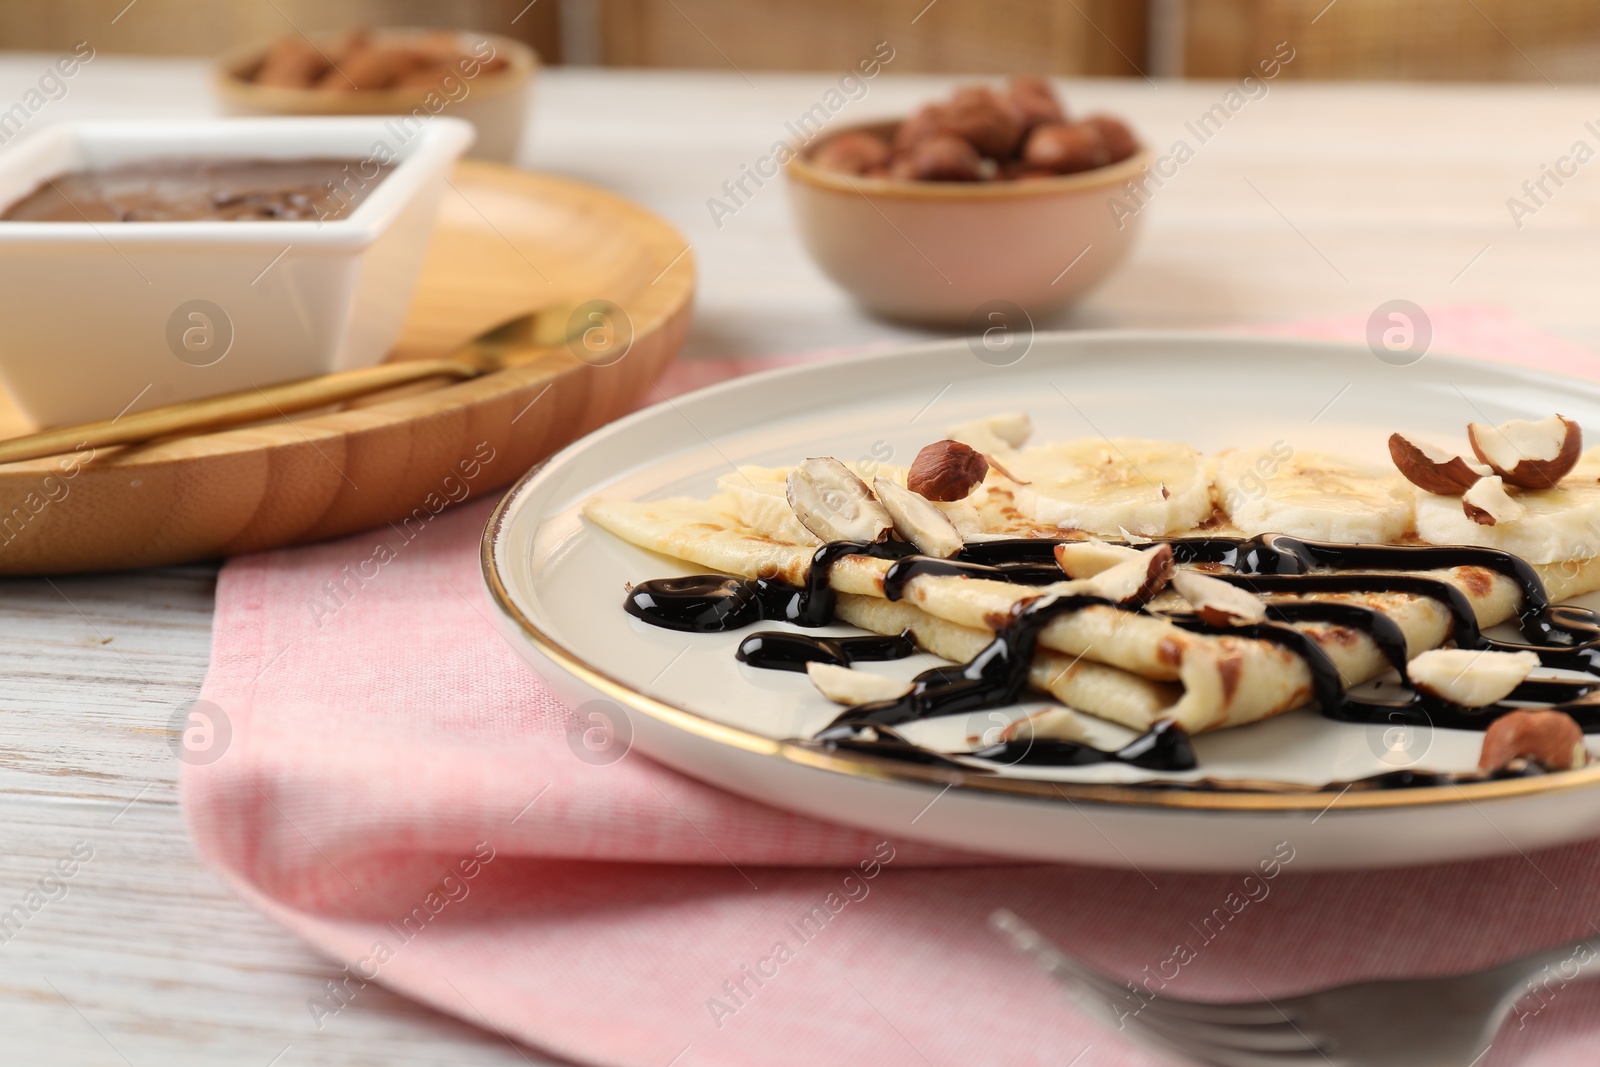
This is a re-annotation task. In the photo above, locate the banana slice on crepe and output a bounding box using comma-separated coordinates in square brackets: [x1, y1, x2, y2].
[948, 417, 1210, 537]
[1414, 449, 1600, 564]
[717, 466, 821, 545]
[1213, 446, 1413, 543]
[717, 463, 985, 545]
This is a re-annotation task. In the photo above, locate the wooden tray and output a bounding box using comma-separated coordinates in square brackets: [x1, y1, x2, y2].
[0, 161, 694, 575]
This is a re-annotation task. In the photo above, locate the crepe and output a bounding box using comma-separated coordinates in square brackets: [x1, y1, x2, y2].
[587, 493, 1600, 735]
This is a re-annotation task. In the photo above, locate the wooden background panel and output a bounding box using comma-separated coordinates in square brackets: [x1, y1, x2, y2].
[594, 0, 1148, 75]
[0, 0, 562, 63]
[1184, 0, 1600, 82]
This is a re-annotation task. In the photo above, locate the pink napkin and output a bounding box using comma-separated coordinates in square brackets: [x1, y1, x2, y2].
[185, 308, 1600, 1066]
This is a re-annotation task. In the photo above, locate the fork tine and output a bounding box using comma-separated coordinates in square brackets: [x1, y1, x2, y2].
[989, 910, 1156, 1008]
[989, 912, 1333, 1066]
[1044, 969, 1330, 1062]
[1127, 1007, 1325, 1054]
[1136, 994, 1306, 1027]
[1118, 1013, 1329, 1067]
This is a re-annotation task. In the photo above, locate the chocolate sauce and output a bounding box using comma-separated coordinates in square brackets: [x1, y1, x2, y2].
[815, 592, 1111, 735]
[622, 530, 1600, 784]
[969, 718, 1197, 770]
[736, 630, 918, 672]
[625, 539, 911, 632]
[1, 158, 393, 222]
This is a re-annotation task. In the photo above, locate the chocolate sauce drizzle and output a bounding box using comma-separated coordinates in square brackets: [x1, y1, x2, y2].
[736, 630, 918, 672]
[625, 539, 912, 631]
[623, 532, 1600, 787]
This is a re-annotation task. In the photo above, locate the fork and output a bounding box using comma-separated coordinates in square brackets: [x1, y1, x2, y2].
[990, 909, 1599, 1066]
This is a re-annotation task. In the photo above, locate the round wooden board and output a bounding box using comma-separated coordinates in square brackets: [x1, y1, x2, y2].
[0, 161, 694, 575]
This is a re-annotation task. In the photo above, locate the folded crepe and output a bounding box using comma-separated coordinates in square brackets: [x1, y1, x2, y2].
[583, 416, 1600, 736]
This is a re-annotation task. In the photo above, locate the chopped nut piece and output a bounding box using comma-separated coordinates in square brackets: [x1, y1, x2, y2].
[786, 458, 893, 543]
[1081, 543, 1174, 606]
[1388, 432, 1489, 495]
[1461, 475, 1524, 526]
[1409, 648, 1538, 707]
[806, 662, 913, 706]
[874, 477, 965, 558]
[1053, 538, 1144, 578]
[1466, 414, 1582, 489]
[1480, 709, 1587, 772]
[1171, 570, 1267, 626]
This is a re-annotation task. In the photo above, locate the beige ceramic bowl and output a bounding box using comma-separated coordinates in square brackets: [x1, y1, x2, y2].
[213, 28, 535, 162]
[786, 120, 1150, 326]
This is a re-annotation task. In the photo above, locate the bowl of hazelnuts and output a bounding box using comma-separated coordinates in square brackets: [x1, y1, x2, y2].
[785, 77, 1147, 326]
[213, 27, 535, 162]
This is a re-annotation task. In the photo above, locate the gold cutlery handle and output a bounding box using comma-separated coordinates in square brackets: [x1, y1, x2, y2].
[0, 359, 480, 466]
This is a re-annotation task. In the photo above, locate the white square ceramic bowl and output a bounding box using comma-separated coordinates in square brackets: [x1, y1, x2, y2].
[0, 116, 474, 427]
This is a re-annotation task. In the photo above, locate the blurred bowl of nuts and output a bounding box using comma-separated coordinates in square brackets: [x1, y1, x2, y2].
[785, 77, 1148, 326]
[214, 27, 535, 162]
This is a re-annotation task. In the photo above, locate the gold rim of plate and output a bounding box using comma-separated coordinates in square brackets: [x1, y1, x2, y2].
[480, 461, 1600, 815]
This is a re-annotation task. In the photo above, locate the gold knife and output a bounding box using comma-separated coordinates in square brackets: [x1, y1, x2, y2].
[0, 301, 581, 466]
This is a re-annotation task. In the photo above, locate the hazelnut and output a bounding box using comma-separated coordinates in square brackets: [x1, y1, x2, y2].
[874, 477, 964, 558]
[786, 458, 893, 543]
[937, 93, 1025, 159]
[1170, 570, 1267, 626]
[253, 35, 328, 88]
[318, 46, 400, 91]
[1082, 543, 1175, 607]
[1023, 122, 1110, 174]
[1466, 414, 1582, 490]
[1082, 115, 1139, 163]
[325, 27, 372, 65]
[1388, 433, 1488, 495]
[1480, 709, 1587, 772]
[813, 131, 892, 175]
[807, 662, 914, 706]
[1054, 538, 1145, 578]
[1410, 648, 1538, 707]
[907, 440, 989, 501]
[892, 134, 983, 182]
[893, 104, 945, 153]
[1461, 475, 1524, 527]
[1006, 76, 1067, 130]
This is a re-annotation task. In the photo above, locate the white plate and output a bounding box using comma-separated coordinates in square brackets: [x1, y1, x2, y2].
[482, 332, 1600, 871]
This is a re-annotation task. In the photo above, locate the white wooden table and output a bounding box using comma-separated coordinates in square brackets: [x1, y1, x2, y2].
[3, 56, 1598, 1065]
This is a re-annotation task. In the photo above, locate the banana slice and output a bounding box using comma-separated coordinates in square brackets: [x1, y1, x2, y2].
[1000, 438, 1211, 537]
[1414, 448, 1600, 564]
[1214, 446, 1413, 543]
[718, 463, 984, 545]
[717, 466, 821, 545]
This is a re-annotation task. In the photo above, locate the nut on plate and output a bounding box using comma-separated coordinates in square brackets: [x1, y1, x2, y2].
[873, 477, 964, 558]
[1480, 708, 1587, 772]
[1080, 543, 1175, 606]
[1388, 433, 1489, 495]
[907, 440, 990, 501]
[1171, 569, 1267, 626]
[1409, 648, 1537, 707]
[785, 457, 893, 543]
[1467, 414, 1582, 490]
[1461, 475, 1524, 527]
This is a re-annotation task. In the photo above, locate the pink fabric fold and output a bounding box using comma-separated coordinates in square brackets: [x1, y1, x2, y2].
[185, 308, 1600, 1066]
